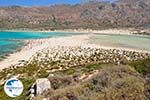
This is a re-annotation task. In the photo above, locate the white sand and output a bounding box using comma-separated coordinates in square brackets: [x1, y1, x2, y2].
[0, 34, 149, 70]
[5, 28, 139, 35]
[36, 29, 134, 35]
[0, 35, 92, 70]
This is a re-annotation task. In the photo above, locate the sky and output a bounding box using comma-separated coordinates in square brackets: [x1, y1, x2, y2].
[0, 0, 115, 6]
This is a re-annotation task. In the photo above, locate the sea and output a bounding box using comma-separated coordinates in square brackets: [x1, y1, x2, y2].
[0, 31, 150, 60]
[0, 31, 81, 60]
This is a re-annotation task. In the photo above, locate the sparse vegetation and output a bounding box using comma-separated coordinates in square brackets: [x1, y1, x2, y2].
[63, 68, 76, 75]
[129, 58, 150, 75]
[0, 47, 150, 99]
[0, 58, 150, 100]
[39, 65, 147, 100]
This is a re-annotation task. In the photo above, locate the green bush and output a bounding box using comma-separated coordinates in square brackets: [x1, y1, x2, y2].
[129, 58, 150, 75]
[63, 68, 76, 75]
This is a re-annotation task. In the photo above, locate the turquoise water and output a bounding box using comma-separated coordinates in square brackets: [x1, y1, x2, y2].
[0, 31, 81, 59]
[0, 31, 150, 60]
[90, 34, 150, 51]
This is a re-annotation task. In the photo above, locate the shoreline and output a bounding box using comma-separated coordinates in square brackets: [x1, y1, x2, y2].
[1, 28, 150, 38]
[0, 34, 150, 70]
[0, 28, 148, 35]
[0, 35, 90, 70]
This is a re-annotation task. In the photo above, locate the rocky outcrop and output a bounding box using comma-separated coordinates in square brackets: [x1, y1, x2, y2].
[29, 78, 51, 99]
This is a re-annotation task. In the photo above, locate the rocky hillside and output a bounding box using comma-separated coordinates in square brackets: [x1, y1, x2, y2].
[0, 0, 149, 30]
[0, 46, 150, 99]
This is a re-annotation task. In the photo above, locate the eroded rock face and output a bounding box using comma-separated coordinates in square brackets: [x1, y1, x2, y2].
[35, 78, 51, 95]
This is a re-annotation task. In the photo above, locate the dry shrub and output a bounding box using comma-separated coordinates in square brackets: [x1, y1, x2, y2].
[48, 74, 73, 89]
[36, 65, 147, 100]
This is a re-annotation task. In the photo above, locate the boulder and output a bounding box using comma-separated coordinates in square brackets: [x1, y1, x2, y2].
[35, 78, 51, 95]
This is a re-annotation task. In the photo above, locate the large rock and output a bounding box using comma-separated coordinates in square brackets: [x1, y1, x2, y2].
[35, 78, 51, 95]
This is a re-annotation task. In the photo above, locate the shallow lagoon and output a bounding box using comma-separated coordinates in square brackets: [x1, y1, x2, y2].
[0, 31, 150, 60]
[90, 34, 150, 51]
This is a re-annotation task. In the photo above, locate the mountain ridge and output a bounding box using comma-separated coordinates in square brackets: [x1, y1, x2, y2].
[0, 0, 149, 30]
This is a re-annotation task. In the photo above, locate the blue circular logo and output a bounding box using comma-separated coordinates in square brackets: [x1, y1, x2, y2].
[4, 78, 24, 97]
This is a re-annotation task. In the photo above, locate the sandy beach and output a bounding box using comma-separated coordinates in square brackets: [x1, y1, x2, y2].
[0, 35, 91, 70]
[2, 28, 143, 35]
[0, 33, 150, 70]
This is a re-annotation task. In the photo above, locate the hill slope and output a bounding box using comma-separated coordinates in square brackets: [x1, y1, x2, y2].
[0, 0, 149, 30]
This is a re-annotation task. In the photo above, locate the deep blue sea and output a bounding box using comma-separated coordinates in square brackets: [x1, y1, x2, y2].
[0, 31, 81, 59]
